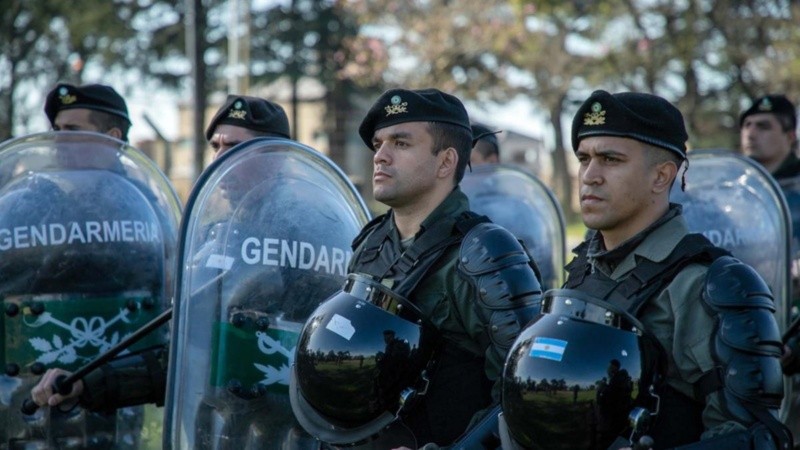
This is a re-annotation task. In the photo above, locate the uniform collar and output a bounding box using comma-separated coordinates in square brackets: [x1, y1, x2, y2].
[772, 151, 800, 180]
[417, 186, 469, 236]
[585, 203, 687, 276]
[384, 186, 469, 243]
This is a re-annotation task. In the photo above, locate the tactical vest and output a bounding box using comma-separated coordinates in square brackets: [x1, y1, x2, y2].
[564, 233, 730, 448]
[349, 210, 493, 445]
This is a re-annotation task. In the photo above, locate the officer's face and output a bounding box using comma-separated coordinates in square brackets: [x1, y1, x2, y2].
[740, 113, 795, 169]
[577, 136, 671, 247]
[53, 108, 101, 133]
[53, 109, 123, 141]
[371, 122, 444, 208]
[470, 141, 499, 166]
[210, 125, 260, 160]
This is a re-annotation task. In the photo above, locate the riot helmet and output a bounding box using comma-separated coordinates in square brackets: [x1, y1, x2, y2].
[461, 164, 566, 290]
[290, 273, 439, 446]
[164, 137, 370, 449]
[501, 289, 662, 450]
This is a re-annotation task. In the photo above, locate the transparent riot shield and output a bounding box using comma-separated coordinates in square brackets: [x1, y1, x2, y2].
[670, 148, 794, 431]
[778, 175, 800, 315]
[0, 131, 181, 449]
[164, 137, 370, 450]
[776, 174, 800, 441]
[461, 164, 566, 290]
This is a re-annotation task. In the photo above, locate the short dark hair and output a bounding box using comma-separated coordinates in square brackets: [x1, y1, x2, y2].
[645, 143, 684, 190]
[89, 110, 131, 142]
[471, 124, 500, 159]
[428, 121, 473, 183]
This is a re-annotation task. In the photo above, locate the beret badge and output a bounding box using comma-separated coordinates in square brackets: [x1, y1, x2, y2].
[384, 95, 408, 116]
[58, 86, 77, 106]
[757, 97, 773, 112]
[583, 102, 606, 126]
[227, 100, 247, 120]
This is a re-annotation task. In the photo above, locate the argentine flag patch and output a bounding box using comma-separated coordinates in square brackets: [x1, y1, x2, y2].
[530, 337, 568, 362]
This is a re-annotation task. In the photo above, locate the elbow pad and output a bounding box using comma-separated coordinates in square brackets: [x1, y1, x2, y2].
[702, 256, 784, 423]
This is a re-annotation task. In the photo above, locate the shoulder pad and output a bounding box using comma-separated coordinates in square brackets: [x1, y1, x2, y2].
[703, 256, 775, 311]
[458, 222, 542, 310]
[459, 222, 531, 275]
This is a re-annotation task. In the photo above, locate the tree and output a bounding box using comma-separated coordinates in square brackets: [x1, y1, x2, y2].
[0, 0, 186, 141]
[346, 0, 800, 216]
[248, 0, 386, 172]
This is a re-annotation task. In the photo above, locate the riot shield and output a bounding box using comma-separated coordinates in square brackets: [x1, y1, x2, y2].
[461, 164, 566, 290]
[670, 148, 795, 432]
[0, 131, 181, 449]
[778, 175, 800, 315]
[163, 137, 370, 450]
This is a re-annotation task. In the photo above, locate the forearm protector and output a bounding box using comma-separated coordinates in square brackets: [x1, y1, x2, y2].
[458, 222, 543, 353]
[80, 344, 168, 413]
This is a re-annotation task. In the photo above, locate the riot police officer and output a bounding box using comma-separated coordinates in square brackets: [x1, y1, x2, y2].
[30, 95, 291, 413]
[470, 123, 501, 166]
[740, 95, 800, 375]
[501, 90, 791, 449]
[290, 88, 543, 449]
[740, 94, 799, 180]
[0, 129, 181, 448]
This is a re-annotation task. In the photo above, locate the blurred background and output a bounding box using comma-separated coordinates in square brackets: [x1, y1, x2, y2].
[1, 0, 798, 226]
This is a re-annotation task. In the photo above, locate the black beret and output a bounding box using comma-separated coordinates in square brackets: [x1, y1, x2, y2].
[471, 123, 500, 149]
[739, 94, 797, 130]
[205, 95, 290, 141]
[571, 90, 688, 159]
[358, 88, 471, 149]
[44, 83, 130, 126]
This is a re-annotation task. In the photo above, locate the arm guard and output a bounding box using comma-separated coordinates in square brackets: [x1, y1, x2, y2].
[458, 222, 543, 351]
[80, 345, 168, 413]
[702, 256, 791, 449]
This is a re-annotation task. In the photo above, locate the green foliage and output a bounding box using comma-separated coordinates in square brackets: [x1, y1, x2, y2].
[0, 0, 184, 140]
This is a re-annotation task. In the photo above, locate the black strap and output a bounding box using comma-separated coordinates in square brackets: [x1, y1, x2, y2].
[393, 212, 489, 298]
[750, 405, 793, 450]
[350, 210, 489, 301]
[565, 233, 729, 316]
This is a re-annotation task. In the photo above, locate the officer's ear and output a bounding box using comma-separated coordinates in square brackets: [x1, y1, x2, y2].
[105, 127, 123, 140]
[436, 146, 457, 179]
[652, 160, 678, 194]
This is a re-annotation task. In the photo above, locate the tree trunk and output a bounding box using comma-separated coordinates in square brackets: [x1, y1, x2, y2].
[549, 94, 577, 222]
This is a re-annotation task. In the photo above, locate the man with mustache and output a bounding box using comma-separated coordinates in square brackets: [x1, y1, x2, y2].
[559, 91, 788, 449]
[740, 94, 798, 180]
[291, 88, 542, 450]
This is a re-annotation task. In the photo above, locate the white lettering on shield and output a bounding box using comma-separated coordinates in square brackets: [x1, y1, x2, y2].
[240, 237, 352, 276]
[0, 221, 160, 251]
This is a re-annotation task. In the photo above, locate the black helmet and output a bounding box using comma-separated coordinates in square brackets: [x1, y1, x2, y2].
[501, 289, 661, 450]
[290, 273, 438, 446]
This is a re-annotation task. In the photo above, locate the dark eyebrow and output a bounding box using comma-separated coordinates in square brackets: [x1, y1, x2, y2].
[595, 149, 626, 158]
[373, 131, 413, 144]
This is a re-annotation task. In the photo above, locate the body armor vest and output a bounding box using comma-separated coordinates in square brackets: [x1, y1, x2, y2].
[564, 233, 729, 447]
